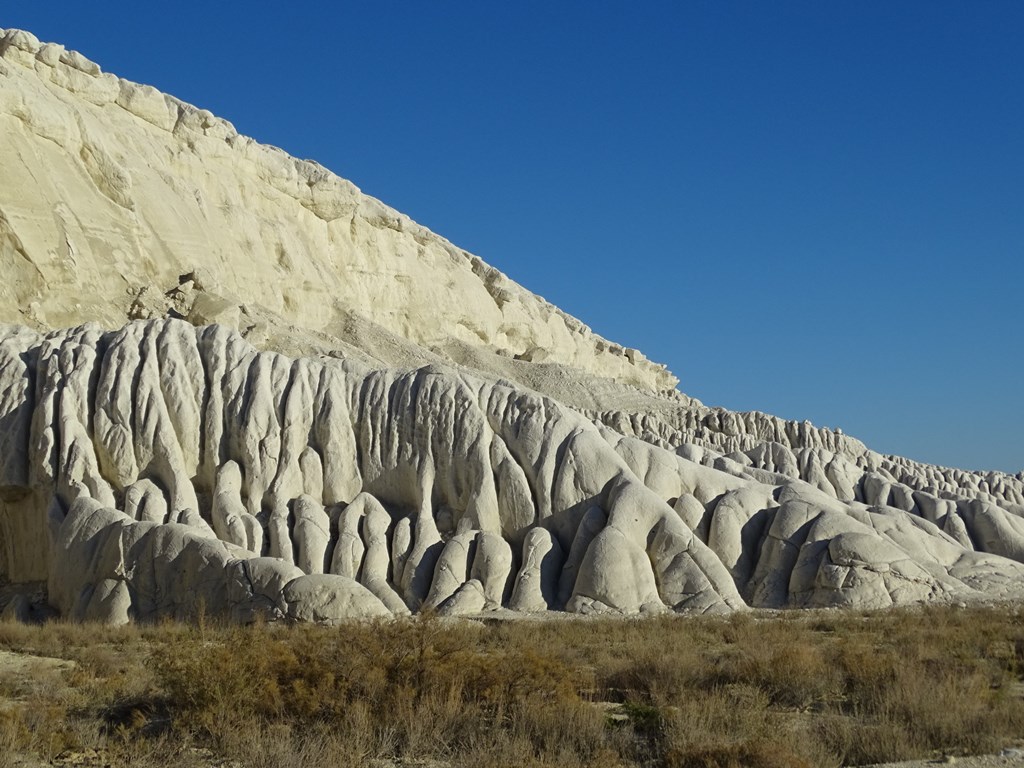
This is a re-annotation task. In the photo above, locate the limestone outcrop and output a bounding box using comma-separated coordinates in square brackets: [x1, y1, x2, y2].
[0, 320, 747, 621]
[0, 28, 1022, 623]
[1, 320, 1022, 622]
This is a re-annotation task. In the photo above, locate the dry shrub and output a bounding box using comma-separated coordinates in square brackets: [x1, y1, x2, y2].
[817, 606, 1024, 765]
[848, 653, 1024, 761]
[833, 720, 922, 766]
[601, 641, 705, 705]
[0, 617, 37, 650]
[708, 639, 842, 710]
[661, 685, 837, 768]
[836, 635, 901, 696]
[0, 708, 31, 757]
[1, 604, 1024, 766]
[213, 722, 359, 768]
[151, 615, 604, 763]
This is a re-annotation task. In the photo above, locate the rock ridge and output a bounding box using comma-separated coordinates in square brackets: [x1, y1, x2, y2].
[1, 320, 1023, 623]
[0, 27, 1022, 623]
[0, 27, 676, 395]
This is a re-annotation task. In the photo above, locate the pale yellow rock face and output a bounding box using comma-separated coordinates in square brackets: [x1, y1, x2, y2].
[0, 28, 676, 393]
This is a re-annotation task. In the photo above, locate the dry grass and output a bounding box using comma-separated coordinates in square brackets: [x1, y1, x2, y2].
[0, 604, 1021, 767]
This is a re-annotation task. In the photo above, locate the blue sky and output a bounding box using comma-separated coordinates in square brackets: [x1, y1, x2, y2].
[4, 3, 1022, 472]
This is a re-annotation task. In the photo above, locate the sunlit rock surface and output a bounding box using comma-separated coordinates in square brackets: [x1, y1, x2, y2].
[1, 28, 1022, 623]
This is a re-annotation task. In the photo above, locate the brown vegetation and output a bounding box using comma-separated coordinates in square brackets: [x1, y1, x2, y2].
[0, 604, 1022, 767]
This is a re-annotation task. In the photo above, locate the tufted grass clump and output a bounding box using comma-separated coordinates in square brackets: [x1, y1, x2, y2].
[0, 604, 1022, 766]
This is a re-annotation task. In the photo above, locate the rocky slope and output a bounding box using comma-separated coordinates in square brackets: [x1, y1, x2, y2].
[0, 27, 1022, 623]
[0, 27, 674, 396]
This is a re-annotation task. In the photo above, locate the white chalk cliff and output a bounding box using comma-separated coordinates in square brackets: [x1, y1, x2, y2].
[1, 28, 1023, 623]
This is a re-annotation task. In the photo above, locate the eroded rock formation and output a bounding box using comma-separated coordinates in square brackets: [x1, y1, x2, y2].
[2, 320, 1023, 622]
[1, 28, 1022, 623]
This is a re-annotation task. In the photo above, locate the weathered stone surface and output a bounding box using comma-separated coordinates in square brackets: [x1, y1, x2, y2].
[282, 574, 391, 623]
[0, 28, 675, 397]
[509, 527, 564, 612]
[0, 28, 1022, 625]
[0, 321, 757, 621]
[3, 318, 1023, 622]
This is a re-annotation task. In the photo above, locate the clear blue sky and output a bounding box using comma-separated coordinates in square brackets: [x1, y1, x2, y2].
[4, 2, 1022, 472]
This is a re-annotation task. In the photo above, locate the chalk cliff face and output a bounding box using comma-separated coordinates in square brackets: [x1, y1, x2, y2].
[0, 27, 674, 396]
[1, 28, 1023, 623]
